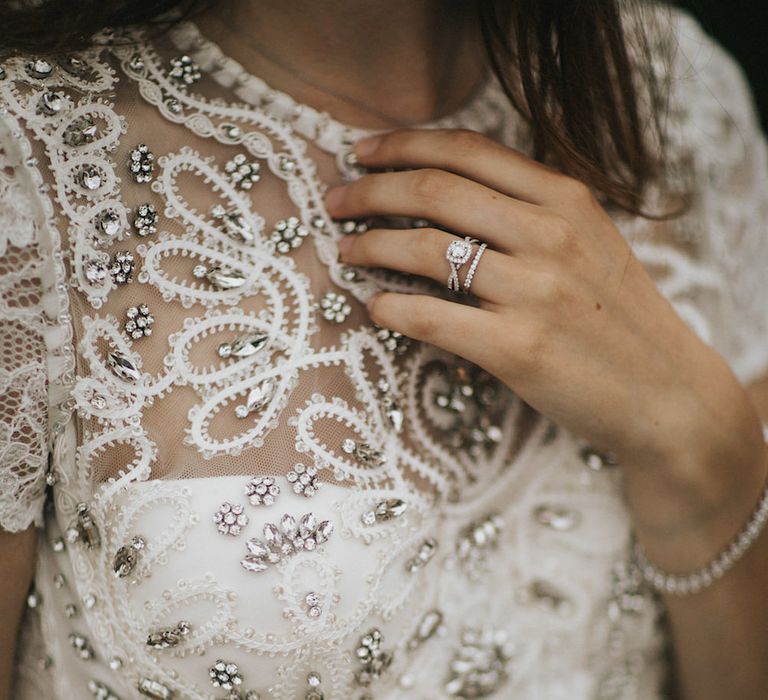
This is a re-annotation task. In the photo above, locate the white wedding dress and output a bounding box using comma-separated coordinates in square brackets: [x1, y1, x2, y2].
[1, 7, 767, 699]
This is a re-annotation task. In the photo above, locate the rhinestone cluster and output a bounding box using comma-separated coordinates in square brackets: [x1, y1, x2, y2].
[455, 513, 503, 580]
[146, 620, 191, 649]
[245, 476, 280, 506]
[209, 659, 243, 691]
[225, 153, 261, 190]
[319, 291, 351, 323]
[213, 502, 249, 536]
[124, 304, 154, 339]
[109, 251, 135, 284]
[168, 55, 202, 85]
[240, 513, 333, 573]
[354, 628, 393, 687]
[133, 203, 158, 237]
[271, 217, 310, 253]
[445, 628, 514, 697]
[286, 463, 320, 498]
[375, 326, 411, 355]
[342, 438, 386, 467]
[128, 143, 155, 184]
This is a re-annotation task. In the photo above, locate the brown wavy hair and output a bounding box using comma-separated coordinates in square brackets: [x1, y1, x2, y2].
[0, 0, 670, 213]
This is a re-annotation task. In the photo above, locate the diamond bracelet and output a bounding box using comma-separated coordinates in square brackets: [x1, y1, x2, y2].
[633, 450, 768, 597]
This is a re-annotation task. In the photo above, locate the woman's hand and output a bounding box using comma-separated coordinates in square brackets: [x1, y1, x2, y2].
[325, 128, 763, 482]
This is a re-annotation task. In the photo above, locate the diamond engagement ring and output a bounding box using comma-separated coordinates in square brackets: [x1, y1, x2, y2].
[445, 236, 478, 292]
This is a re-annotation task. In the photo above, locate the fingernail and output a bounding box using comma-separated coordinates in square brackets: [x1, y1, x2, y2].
[354, 136, 380, 157]
[337, 235, 353, 257]
[325, 186, 345, 211]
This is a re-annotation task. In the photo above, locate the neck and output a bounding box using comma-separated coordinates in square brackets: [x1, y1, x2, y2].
[197, 0, 486, 129]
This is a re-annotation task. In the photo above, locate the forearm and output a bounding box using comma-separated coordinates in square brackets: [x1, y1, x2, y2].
[0, 526, 37, 700]
[623, 375, 768, 700]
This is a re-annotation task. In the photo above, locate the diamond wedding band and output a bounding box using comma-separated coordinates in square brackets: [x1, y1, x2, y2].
[462, 242, 487, 294]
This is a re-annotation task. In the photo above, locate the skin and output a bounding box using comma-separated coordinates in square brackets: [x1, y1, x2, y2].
[3, 2, 768, 699]
[326, 128, 768, 699]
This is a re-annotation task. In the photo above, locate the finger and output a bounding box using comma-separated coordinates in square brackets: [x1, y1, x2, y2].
[325, 169, 550, 255]
[367, 292, 502, 369]
[340, 227, 515, 303]
[352, 128, 590, 209]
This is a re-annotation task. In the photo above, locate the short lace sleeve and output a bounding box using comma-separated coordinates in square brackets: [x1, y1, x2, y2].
[0, 113, 49, 532]
[665, 12, 768, 385]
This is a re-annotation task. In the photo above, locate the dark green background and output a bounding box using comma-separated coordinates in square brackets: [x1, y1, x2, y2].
[678, 1, 767, 131]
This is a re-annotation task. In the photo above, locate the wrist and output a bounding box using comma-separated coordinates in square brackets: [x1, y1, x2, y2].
[621, 366, 768, 554]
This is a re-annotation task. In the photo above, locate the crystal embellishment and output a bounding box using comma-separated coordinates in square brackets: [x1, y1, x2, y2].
[137, 678, 172, 699]
[377, 379, 404, 433]
[354, 628, 393, 687]
[218, 333, 269, 360]
[168, 55, 202, 85]
[375, 326, 411, 355]
[580, 446, 619, 471]
[271, 216, 309, 253]
[65, 503, 101, 550]
[240, 513, 334, 573]
[78, 165, 103, 191]
[319, 291, 351, 323]
[408, 609, 444, 650]
[342, 438, 386, 466]
[209, 660, 243, 690]
[302, 591, 322, 618]
[224, 153, 261, 190]
[25, 59, 54, 79]
[213, 502, 249, 536]
[128, 144, 155, 184]
[235, 379, 276, 419]
[124, 304, 154, 339]
[133, 203, 158, 237]
[516, 579, 574, 616]
[193, 263, 246, 290]
[38, 91, 64, 116]
[361, 498, 407, 526]
[69, 633, 95, 660]
[113, 535, 146, 578]
[405, 538, 438, 573]
[445, 628, 514, 697]
[286, 463, 320, 498]
[455, 514, 503, 580]
[109, 251, 135, 284]
[245, 476, 280, 506]
[533, 504, 581, 531]
[107, 351, 141, 382]
[87, 680, 120, 700]
[81, 263, 104, 294]
[96, 210, 122, 240]
[211, 204, 256, 244]
[146, 620, 192, 649]
[63, 116, 98, 147]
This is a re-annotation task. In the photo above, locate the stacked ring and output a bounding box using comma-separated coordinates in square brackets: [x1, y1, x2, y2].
[445, 236, 478, 292]
[462, 242, 487, 294]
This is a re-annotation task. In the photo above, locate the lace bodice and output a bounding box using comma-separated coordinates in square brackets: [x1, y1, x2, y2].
[2, 8, 767, 700]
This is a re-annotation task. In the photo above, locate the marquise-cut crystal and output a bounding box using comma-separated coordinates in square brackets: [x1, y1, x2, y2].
[193, 264, 247, 290]
[235, 379, 275, 419]
[107, 351, 141, 382]
[211, 205, 256, 244]
[218, 333, 268, 359]
[137, 678, 173, 699]
[241, 512, 333, 573]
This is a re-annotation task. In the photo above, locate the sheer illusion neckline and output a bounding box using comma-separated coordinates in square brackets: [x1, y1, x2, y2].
[168, 20, 510, 158]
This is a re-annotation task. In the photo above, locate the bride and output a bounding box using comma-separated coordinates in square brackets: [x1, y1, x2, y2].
[1, 1, 767, 698]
